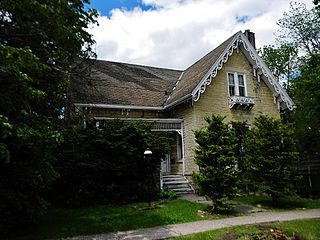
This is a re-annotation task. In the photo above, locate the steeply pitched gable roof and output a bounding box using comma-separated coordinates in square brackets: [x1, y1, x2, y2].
[72, 31, 294, 111]
[165, 32, 238, 106]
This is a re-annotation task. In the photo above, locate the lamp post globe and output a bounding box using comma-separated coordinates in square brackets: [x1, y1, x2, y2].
[144, 149, 152, 155]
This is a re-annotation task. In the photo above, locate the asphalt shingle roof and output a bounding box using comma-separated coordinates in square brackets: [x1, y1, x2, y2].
[71, 60, 182, 107]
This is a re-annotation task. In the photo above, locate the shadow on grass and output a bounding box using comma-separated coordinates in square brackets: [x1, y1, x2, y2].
[8, 199, 209, 240]
[234, 195, 320, 210]
[202, 203, 245, 217]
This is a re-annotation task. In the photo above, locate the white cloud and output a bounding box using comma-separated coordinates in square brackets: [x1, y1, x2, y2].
[141, 0, 186, 8]
[89, 0, 314, 69]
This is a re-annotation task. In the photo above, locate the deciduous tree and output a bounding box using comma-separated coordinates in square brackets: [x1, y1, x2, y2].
[0, 0, 97, 233]
[291, 54, 320, 157]
[258, 44, 298, 88]
[277, 2, 320, 56]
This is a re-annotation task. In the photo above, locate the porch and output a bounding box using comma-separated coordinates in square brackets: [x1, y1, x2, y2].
[93, 117, 192, 193]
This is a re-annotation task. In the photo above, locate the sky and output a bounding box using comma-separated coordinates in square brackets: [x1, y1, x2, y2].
[87, 0, 314, 70]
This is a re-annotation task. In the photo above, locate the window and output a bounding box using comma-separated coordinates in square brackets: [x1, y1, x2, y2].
[227, 72, 246, 96]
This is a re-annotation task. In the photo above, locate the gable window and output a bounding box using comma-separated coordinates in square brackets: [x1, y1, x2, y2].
[228, 73, 235, 96]
[227, 72, 246, 97]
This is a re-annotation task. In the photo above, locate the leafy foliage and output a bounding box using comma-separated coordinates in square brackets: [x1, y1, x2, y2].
[0, 0, 98, 120]
[0, 121, 62, 233]
[0, 38, 62, 234]
[0, 0, 98, 233]
[291, 54, 320, 157]
[245, 116, 299, 207]
[231, 121, 251, 191]
[315, 0, 320, 11]
[51, 120, 171, 207]
[258, 44, 298, 86]
[259, 2, 319, 94]
[277, 2, 320, 56]
[259, 2, 320, 191]
[192, 115, 239, 212]
[192, 115, 300, 208]
[158, 189, 177, 200]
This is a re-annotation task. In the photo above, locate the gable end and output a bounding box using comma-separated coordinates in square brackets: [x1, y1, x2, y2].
[191, 31, 295, 110]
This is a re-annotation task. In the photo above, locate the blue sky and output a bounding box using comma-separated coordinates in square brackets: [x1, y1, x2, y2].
[88, 0, 153, 17]
[86, 0, 313, 69]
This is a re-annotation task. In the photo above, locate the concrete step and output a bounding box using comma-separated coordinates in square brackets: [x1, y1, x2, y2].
[163, 176, 186, 181]
[169, 188, 193, 194]
[166, 185, 191, 190]
[162, 174, 193, 194]
[163, 174, 185, 177]
[163, 175, 185, 179]
[163, 180, 189, 185]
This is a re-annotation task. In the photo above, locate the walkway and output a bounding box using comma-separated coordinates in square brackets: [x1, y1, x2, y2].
[66, 208, 320, 240]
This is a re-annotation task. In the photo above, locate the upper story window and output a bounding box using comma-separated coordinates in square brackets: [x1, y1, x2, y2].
[228, 72, 246, 97]
[227, 72, 254, 110]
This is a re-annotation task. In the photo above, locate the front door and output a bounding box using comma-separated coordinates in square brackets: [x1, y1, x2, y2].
[162, 153, 171, 174]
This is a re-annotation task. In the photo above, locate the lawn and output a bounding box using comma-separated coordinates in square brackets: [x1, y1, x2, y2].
[172, 218, 320, 240]
[9, 199, 211, 240]
[8, 195, 320, 240]
[233, 195, 320, 210]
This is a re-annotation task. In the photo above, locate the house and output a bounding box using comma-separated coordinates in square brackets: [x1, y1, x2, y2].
[71, 30, 294, 180]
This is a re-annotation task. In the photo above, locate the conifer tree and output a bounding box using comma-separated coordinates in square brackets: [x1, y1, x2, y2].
[192, 115, 238, 212]
[245, 116, 299, 207]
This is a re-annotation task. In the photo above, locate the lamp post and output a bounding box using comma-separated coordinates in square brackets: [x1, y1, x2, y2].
[144, 148, 152, 207]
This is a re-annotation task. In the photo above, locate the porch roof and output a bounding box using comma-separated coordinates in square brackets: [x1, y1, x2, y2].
[94, 117, 183, 131]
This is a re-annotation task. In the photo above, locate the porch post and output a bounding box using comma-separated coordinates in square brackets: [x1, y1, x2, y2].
[160, 161, 163, 189]
[180, 122, 185, 176]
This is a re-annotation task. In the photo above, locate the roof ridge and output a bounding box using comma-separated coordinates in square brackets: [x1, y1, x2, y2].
[164, 71, 185, 104]
[91, 58, 183, 72]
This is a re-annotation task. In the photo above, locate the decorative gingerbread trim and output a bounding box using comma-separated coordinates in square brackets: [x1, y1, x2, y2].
[191, 32, 295, 110]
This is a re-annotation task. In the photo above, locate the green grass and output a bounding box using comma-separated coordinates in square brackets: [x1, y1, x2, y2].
[233, 195, 320, 210]
[275, 218, 320, 240]
[173, 218, 320, 240]
[9, 199, 211, 240]
[7, 196, 320, 240]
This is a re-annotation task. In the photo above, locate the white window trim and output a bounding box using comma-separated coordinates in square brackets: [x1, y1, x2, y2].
[227, 72, 247, 97]
[176, 132, 183, 162]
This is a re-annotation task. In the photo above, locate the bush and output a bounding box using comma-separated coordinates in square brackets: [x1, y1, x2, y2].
[158, 189, 177, 200]
[50, 120, 171, 207]
[0, 121, 61, 233]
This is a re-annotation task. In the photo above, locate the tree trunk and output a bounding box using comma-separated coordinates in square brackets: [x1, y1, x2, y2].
[271, 194, 279, 207]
